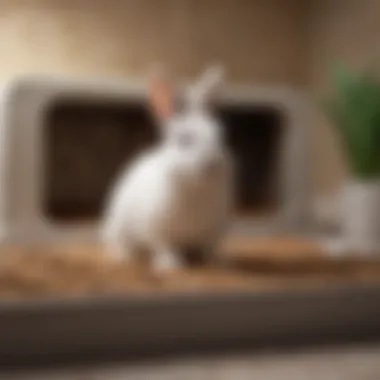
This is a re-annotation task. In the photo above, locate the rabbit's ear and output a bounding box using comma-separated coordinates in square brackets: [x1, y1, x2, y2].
[188, 65, 225, 109]
[147, 66, 175, 122]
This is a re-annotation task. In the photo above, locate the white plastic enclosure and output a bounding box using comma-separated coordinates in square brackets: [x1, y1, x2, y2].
[0, 75, 312, 245]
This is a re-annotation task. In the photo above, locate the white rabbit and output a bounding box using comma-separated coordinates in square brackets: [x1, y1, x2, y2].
[101, 66, 234, 273]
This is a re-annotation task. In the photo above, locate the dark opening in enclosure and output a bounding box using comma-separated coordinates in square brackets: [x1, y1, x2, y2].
[43, 100, 159, 221]
[217, 105, 284, 217]
[43, 100, 284, 222]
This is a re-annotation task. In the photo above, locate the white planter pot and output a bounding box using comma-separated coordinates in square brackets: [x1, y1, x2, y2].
[341, 179, 380, 256]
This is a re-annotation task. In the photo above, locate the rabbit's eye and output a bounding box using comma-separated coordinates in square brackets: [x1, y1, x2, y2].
[178, 133, 195, 148]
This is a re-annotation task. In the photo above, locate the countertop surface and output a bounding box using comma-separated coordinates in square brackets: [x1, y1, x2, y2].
[4, 344, 380, 380]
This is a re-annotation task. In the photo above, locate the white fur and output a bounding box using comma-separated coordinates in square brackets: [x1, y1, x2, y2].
[101, 68, 234, 273]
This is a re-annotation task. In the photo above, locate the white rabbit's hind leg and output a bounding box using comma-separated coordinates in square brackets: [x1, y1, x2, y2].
[152, 244, 183, 274]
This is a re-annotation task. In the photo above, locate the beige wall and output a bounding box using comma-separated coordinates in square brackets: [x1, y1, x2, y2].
[0, 0, 308, 84]
[2, 0, 377, 199]
[310, 0, 380, 197]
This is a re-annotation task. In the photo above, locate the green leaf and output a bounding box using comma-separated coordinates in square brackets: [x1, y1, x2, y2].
[321, 64, 380, 179]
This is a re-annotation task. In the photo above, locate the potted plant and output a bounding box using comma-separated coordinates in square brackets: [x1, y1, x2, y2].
[323, 65, 380, 256]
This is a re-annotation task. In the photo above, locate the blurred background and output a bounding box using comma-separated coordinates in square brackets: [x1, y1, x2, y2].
[0, 0, 377, 215]
[0, 0, 361, 200]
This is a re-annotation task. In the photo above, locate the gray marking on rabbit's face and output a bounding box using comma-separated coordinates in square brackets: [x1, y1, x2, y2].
[163, 109, 228, 185]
